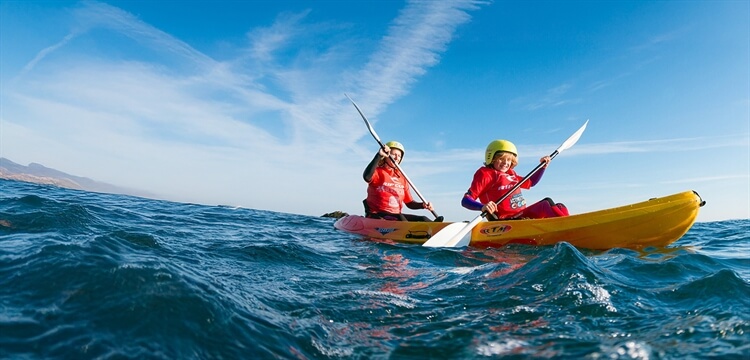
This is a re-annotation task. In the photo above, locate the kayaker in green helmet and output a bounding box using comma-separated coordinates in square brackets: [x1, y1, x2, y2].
[461, 139, 569, 220]
[362, 141, 435, 222]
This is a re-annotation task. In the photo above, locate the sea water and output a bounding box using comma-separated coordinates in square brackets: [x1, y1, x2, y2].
[1, 179, 748, 359]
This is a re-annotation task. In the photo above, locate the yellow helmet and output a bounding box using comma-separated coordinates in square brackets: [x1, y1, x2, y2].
[385, 141, 405, 157]
[484, 140, 517, 165]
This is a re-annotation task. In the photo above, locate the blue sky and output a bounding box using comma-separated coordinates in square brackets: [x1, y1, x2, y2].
[1, 0, 748, 222]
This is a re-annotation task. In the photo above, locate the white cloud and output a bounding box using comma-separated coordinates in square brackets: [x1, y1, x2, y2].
[3, 1, 745, 222]
[1, 0, 490, 217]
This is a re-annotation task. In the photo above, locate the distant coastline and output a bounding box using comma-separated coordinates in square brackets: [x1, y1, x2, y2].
[0, 157, 154, 199]
[1, 157, 348, 218]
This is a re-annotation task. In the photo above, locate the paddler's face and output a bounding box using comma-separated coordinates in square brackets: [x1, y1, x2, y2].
[491, 153, 514, 172]
[387, 149, 403, 166]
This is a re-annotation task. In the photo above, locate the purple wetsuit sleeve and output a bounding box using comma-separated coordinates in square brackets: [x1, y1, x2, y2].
[461, 193, 484, 211]
[528, 167, 546, 187]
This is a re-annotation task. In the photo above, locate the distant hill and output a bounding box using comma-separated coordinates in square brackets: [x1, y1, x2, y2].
[0, 157, 154, 198]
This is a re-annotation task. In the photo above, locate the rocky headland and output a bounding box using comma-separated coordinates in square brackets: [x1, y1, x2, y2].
[0, 157, 152, 198]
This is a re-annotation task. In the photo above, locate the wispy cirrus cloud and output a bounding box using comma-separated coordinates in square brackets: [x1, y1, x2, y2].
[3, 0, 489, 215]
[402, 133, 750, 176]
[349, 0, 487, 114]
[570, 134, 749, 156]
[510, 83, 583, 111]
[511, 133, 750, 159]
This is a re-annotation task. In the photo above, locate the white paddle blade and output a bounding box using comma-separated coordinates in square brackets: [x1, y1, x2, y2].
[345, 93, 383, 143]
[447, 233, 471, 248]
[444, 217, 486, 247]
[423, 216, 485, 247]
[422, 222, 469, 247]
[558, 119, 588, 153]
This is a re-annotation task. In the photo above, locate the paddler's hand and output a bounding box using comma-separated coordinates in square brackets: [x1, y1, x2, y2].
[423, 202, 434, 211]
[540, 155, 551, 168]
[378, 145, 391, 159]
[482, 201, 497, 214]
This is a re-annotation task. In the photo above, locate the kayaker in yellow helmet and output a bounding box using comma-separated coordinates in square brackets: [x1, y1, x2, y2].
[461, 139, 569, 220]
[363, 141, 435, 221]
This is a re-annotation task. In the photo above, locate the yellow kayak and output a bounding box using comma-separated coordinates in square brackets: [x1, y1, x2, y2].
[333, 190, 705, 249]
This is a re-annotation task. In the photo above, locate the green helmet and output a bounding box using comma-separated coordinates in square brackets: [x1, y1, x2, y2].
[484, 140, 517, 165]
[385, 141, 405, 158]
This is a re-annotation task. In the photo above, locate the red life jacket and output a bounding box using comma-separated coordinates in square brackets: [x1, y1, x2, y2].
[465, 166, 532, 218]
[365, 166, 413, 214]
